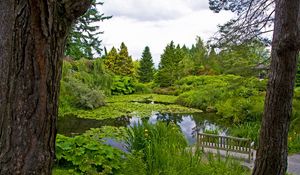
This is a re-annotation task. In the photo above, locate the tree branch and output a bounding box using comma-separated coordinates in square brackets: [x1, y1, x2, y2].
[62, 0, 91, 21]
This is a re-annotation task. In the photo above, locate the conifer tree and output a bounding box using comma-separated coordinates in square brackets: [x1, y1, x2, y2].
[138, 46, 155, 83]
[117, 42, 134, 76]
[104, 43, 134, 76]
[190, 37, 208, 75]
[155, 41, 184, 87]
[65, 0, 111, 60]
[104, 47, 118, 72]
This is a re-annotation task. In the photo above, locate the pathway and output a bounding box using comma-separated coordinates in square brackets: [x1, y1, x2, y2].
[200, 148, 300, 175]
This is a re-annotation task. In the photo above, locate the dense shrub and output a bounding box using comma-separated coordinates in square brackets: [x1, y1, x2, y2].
[152, 86, 180, 95]
[133, 82, 152, 94]
[111, 76, 135, 95]
[62, 77, 106, 109]
[59, 59, 113, 113]
[175, 75, 266, 123]
[55, 134, 123, 174]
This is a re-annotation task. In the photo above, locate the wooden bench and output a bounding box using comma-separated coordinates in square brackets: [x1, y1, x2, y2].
[196, 133, 254, 162]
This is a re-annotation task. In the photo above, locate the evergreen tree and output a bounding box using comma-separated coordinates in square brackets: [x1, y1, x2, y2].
[155, 41, 184, 87]
[190, 37, 208, 75]
[117, 42, 134, 76]
[104, 43, 134, 76]
[207, 47, 221, 74]
[65, 0, 111, 60]
[138, 46, 155, 83]
[217, 41, 269, 76]
[104, 47, 118, 72]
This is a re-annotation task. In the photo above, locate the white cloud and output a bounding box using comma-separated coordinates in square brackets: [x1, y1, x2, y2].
[99, 0, 234, 66]
[101, 0, 209, 22]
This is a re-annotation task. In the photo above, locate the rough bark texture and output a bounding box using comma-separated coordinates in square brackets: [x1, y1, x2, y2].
[0, 1, 90, 174]
[252, 0, 300, 175]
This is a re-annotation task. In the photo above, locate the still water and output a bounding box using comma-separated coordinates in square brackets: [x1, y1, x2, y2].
[58, 112, 228, 144]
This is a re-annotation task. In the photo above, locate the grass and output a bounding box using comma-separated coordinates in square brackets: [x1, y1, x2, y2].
[123, 122, 250, 175]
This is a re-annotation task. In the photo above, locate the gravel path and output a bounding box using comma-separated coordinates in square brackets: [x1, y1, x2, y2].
[288, 154, 300, 175]
[199, 148, 300, 175]
[242, 152, 300, 175]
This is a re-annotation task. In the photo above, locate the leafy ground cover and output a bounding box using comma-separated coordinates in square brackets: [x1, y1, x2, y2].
[59, 94, 201, 120]
[53, 123, 250, 175]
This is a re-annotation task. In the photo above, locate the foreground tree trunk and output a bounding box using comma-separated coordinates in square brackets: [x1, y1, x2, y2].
[253, 0, 300, 174]
[0, 1, 91, 174]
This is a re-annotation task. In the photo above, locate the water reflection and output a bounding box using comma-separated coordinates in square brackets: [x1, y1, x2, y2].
[58, 112, 228, 144]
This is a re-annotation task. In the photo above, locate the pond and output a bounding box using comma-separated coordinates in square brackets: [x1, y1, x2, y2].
[58, 112, 228, 145]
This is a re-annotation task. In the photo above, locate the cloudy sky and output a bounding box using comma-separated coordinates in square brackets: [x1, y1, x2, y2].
[98, 0, 234, 66]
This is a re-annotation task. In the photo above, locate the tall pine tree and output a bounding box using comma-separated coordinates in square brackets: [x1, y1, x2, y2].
[155, 41, 184, 87]
[190, 37, 208, 75]
[138, 46, 155, 83]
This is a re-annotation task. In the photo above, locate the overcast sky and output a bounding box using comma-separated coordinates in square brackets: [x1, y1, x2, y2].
[98, 0, 234, 66]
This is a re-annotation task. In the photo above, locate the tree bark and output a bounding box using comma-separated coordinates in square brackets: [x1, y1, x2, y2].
[252, 0, 300, 174]
[0, 1, 90, 174]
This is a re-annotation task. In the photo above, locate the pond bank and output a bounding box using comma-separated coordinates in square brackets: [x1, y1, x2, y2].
[58, 112, 228, 145]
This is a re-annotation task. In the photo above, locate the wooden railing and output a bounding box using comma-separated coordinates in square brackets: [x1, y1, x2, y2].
[197, 133, 253, 162]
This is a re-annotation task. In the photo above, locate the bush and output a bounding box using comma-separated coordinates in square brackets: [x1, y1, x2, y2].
[59, 58, 113, 113]
[55, 134, 123, 175]
[229, 122, 260, 148]
[152, 86, 180, 95]
[133, 82, 152, 94]
[288, 132, 300, 154]
[215, 96, 264, 123]
[111, 76, 135, 95]
[175, 75, 265, 123]
[61, 77, 106, 109]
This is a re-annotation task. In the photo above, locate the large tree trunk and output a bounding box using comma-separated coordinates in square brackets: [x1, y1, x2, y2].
[0, 1, 90, 174]
[253, 0, 300, 174]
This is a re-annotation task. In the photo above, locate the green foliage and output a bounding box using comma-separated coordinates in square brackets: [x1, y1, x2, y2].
[125, 122, 188, 153]
[59, 59, 112, 113]
[133, 82, 152, 94]
[152, 86, 180, 95]
[229, 122, 260, 148]
[288, 132, 300, 154]
[62, 78, 106, 109]
[59, 94, 201, 120]
[111, 76, 135, 95]
[119, 151, 147, 175]
[216, 41, 269, 77]
[61, 100, 201, 120]
[216, 95, 264, 123]
[107, 94, 177, 104]
[138, 46, 155, 83]
[104, 43, 134, 76]
[122, 122, 249, 175]
[55, 133, 123, 174]
[175, 75, 266, 123]
[189, 37, 209, 75]
[155, 41, 185, 87]
[65, 1, 111, 59]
